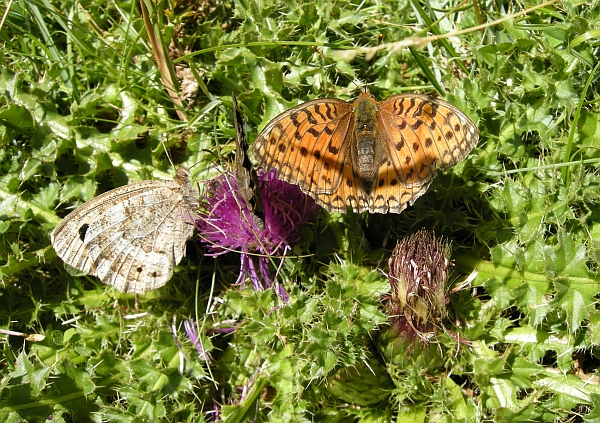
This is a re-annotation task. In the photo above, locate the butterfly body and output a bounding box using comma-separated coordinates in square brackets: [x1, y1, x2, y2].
[351, 92, 387, 193]
[253, 90, 478, 214]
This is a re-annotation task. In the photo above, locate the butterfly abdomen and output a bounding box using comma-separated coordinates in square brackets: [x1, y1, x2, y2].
[352, 93, 381, 193]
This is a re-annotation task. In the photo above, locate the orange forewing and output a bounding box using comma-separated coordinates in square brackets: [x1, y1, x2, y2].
[254, 99, 353, 194]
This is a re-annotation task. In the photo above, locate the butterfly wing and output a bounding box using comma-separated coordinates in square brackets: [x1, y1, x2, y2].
[310, 156, 371, 213]
[51, 171, 197, 293]
[372, 94, 479, 213]
[252, 98, 354, 210]
[233, 93, 264, 221]
[51, 185, 132, 276]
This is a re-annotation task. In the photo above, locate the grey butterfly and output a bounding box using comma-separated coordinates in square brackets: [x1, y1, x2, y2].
[51, 167, 199, 293]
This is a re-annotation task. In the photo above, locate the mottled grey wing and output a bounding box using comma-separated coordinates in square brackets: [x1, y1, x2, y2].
[51, 180, 168, 277]
[51, 171, 197, 293]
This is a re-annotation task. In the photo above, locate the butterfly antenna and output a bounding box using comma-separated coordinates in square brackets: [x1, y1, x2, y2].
[159, 137, 177, 170]
[313, 35, 382, 94]
[363, 34, 383, 93]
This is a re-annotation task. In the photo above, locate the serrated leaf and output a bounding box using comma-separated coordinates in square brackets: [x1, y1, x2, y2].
[0, 104, 34, 136]
[489, 376, 518, 409]
[584, 394, 600, 423]
[553, 277, 595, 331]
[545, 230, 589, 278]
[589, 312, 600, 345]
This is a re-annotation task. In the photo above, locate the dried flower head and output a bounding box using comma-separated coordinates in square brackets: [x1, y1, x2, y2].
[387, 229, 452, 339]
[196, 169, 319, 298]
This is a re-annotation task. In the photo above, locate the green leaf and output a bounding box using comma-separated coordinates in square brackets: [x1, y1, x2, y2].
[584, 394, 600, 423]
[544, 230, 589, 278]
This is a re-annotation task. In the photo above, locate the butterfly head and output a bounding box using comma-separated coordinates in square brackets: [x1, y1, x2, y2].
[356, 88, 377, 104]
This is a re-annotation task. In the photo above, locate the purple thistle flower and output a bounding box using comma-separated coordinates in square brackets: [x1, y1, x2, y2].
[184, 319, 210, 362]
[205, 403, 220, 423]
[196, 169, 319, 298]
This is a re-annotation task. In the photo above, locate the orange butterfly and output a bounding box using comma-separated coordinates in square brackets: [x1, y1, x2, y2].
[252, 90, 479, 214]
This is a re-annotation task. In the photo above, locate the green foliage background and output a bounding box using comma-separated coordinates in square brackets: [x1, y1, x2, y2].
[2, 0, 600, 421]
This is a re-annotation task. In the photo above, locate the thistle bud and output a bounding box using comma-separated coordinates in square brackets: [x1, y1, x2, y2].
[380, 230, 452, 372]
[388, 229, 452, 337]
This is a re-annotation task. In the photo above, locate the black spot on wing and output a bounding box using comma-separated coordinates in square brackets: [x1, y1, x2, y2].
[290, 111, 300, 126]
[429, 102, 439, 118]
[405, 98, 417, 114]
[307, 128, 320, 138]
[313, 104, 327, 121]
[325, 103, 335, 121]
[304, 110, 318, 125]
[78, 224, 89, 241]
[393, 100, 405, 115]
[410, 120, 424, 130]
